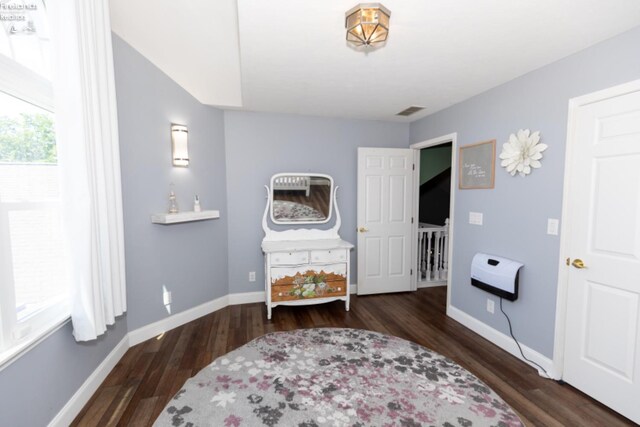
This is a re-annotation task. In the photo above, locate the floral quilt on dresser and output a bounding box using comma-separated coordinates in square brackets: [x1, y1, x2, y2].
[154, 328, 523, 427]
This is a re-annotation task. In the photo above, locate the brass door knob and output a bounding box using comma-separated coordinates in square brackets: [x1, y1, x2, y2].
[358, 227, 369, 233]
[571, 259, 587, 269]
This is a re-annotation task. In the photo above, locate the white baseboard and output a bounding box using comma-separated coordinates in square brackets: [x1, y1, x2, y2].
[228, 291, 264, 305]
[48, 335, 129, 427]
[129, 285, 354, 347]
[350, 283, 357, 294]
[447, 305, 560, 380]
[418, 280, 447, 289]
[128, 295, 229, 346]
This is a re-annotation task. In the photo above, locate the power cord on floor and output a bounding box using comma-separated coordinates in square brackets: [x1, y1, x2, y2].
[499, 297, 552, 379]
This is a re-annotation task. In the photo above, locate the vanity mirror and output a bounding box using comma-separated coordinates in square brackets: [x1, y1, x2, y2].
[270, 173, 333, 224]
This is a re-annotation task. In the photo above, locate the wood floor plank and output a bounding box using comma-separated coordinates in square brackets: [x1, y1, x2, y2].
[179, 316, 209, 371]
[75, 385, 120, 427]
[126, 396, 159, 427]
[152, 323, 195, 398]
[101, 344, 145, 388]
[96, 379, 140, 427]
[249, 304, 265, 342]
[116, 329, 181, 426]
[349, 298, 394, 335]
[70, 287, 635, 426]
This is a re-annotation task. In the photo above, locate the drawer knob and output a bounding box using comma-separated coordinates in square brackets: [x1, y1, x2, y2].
[278, 292, 283, 296]
[337, 287, 342, 291]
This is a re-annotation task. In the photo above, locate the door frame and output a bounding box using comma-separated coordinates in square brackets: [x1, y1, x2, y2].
[552, 78, 640, 380]
[409, 133, 457, 312]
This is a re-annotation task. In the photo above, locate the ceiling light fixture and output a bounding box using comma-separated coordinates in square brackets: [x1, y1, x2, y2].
[345, 3, 391, 47]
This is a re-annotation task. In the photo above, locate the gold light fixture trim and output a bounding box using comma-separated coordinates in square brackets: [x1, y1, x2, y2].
[345, 3, 391, 47]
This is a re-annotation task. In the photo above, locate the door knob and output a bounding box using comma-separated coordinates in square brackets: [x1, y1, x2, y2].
[571, 259, 587, 269]
[358, 227, 369, 233]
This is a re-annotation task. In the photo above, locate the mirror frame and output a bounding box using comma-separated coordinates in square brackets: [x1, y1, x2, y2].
[270, 173, 334, 225]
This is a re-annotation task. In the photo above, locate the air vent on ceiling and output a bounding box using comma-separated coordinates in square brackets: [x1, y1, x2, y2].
[396, 106, 425, 117]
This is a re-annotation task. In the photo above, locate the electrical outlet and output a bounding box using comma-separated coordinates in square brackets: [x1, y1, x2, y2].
[163, 290, 172, 305]
[486, 298, 495, 314]
[249, 271, 256, 282]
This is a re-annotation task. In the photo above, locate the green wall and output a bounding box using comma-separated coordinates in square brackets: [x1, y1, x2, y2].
[420, 144, 451, 185]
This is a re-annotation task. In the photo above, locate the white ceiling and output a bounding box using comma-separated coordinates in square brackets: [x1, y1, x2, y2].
[110, 0, 640, 122]
[109, 0, 243, 107]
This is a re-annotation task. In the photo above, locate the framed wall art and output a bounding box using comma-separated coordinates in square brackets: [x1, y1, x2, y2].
[459, 139, 496, 189]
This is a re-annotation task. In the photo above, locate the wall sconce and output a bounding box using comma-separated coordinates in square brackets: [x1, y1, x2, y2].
[171, 124, 189, 167]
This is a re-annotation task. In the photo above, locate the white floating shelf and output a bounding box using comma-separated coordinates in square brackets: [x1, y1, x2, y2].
[151, 210, 220, 225]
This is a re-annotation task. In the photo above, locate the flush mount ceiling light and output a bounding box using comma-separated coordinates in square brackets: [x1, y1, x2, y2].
[345, 3, 391, 47]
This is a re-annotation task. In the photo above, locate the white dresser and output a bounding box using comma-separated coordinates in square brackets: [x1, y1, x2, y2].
[262, 239, 353, 319]
[261, 173, 353, 319]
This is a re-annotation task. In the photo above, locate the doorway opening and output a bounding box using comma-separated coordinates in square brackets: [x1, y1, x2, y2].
[410, 133, 456, 311]
[417, 142, 451, 287]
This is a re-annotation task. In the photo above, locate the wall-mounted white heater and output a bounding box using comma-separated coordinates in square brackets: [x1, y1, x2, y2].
[471, 253, 523, 301]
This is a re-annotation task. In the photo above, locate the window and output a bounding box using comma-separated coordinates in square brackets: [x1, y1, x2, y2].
[0, 0, 68, 362]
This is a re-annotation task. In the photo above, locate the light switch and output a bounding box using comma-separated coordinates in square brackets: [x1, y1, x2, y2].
[547, 218, 559, 235]
[469, 212, 483, 225]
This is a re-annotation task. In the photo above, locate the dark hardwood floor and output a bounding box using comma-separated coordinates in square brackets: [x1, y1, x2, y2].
[71, 287, 634, 426]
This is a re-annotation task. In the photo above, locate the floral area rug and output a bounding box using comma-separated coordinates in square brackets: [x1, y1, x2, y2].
[154, 328, 523, 427]
[272, 200, 325, 222]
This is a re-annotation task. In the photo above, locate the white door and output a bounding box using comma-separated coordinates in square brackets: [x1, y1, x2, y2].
[357, 147, 414, 295]
[563, 88, 640, 423]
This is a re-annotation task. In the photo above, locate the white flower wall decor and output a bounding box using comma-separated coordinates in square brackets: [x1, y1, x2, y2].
[499, 129, 548, 177]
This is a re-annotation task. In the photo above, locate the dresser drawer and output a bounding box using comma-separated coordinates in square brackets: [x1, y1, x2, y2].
[271, 264, 347, 286]
[270, 251, 309, 265]
[310, 249, 348, 263]
[272, 279, 347, 302]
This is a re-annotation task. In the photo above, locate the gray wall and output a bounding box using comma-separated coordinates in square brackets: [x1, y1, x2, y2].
[410, 26, 640, 358]
[0, 319, 127, 427]
[113, 35, 229, 330]
[224, 111, 409, 293]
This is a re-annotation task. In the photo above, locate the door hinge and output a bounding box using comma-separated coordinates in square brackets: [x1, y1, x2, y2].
[413, 163, 415, 170]
[410, 269, 413, 275]
[411, 217, 414, 224]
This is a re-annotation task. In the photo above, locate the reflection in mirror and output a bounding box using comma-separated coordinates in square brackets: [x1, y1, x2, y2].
[271, 174, 333, 224]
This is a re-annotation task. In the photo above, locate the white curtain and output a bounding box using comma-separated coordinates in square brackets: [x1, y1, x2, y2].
[50, 0, 127, 341]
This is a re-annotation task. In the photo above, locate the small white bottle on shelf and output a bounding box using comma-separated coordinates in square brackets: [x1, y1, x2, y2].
[193, 195, 201, 212]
